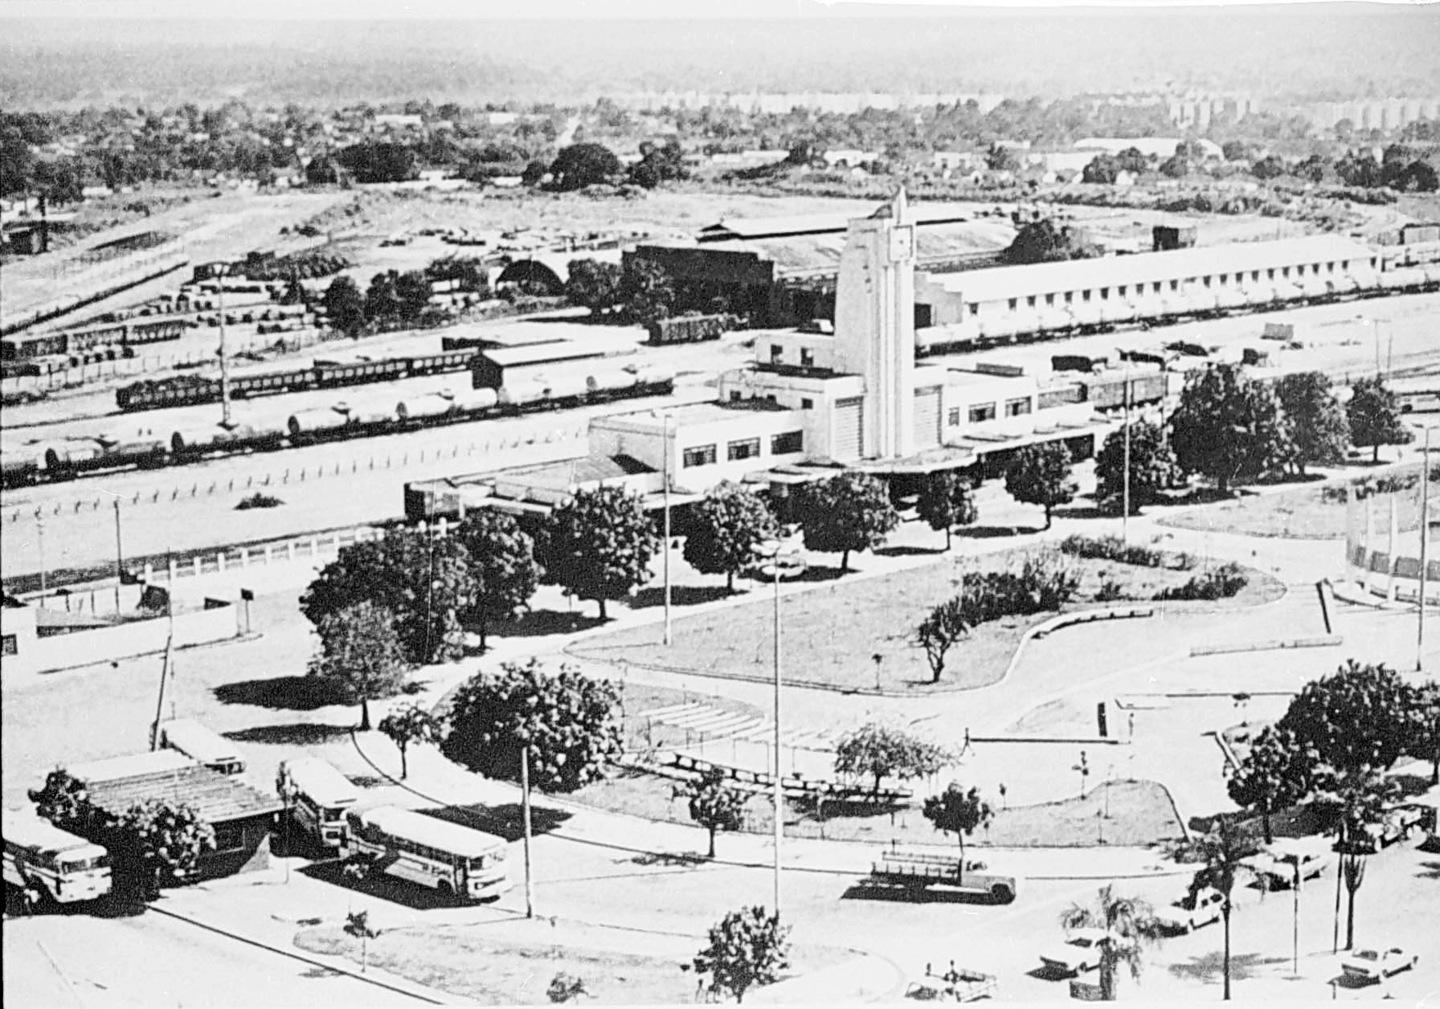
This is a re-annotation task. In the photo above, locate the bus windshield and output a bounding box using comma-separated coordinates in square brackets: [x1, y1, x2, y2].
[321, 807, 346, 821]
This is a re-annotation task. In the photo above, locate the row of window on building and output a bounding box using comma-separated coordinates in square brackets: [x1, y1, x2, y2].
[969, 257, 1375, 317]
[948, 398, 1032, 426]
[681, 430, 805, 468]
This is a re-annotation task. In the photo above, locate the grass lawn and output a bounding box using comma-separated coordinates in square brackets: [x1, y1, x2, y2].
[572, 769, 1185, 850]
[574, 549, 1281, 694]
[294, 920, 850, 1004]
[1157, 462, 1437, 540]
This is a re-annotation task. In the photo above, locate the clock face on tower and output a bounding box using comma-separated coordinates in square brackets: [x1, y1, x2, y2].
[887, 225, 914, 263]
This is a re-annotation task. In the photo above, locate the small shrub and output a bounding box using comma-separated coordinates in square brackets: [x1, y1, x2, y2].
[1156, 563, 1249, 601]
[1094, 577, 1127, 602]
[1171, 551, 1198, 571]
[1059, 534, 1165, 568]
[236, 492, 283, 510]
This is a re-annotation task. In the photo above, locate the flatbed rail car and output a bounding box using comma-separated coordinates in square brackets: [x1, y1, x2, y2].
[3, 365, 675, 489]
[870, 846, 1019, 904]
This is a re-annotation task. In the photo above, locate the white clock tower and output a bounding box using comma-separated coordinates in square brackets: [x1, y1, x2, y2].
[832, 188, 917, 459]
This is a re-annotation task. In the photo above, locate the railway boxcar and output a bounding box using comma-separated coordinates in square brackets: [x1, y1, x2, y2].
[1079, 371, 1167, 411]
[230, 369, 316, 400]
[126, 319, 187, 345]
[313, 358, 410, 388]
[406, 350, 476, 378]
[0, 331, 68, 361]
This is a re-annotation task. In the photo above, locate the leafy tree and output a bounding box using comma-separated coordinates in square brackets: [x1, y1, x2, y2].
[1225, 726, 1315, 844]
[1336, 150, 1381, 188]
[548, 143, 621, 191]
[1347, 377, 1411, 463]
[539, 485, 658, 620]
[377, 703, 441, 780]
[1170, 365, 1291, 493]
[684, 482, 779, 593]
[564, 258, 624, 315]
[1275, 371, 1350, 475]
[441, 659, 623, 794]
[1168, 816, 1263, 1001]
[687, 767, 748, 858]
[1001, 218, 1099, 265]
[456, 510, 540, 650]
[323, 275, 366, 336]
[692, 906, 792, 1004]
[1004, 442, 1076, 529]
[29, 767, 91, 830]
[1408, 681, 1440, 785]
[308, 601, 411, 731]
[114, 799, 216, 894]
[1250, 155, 1287, 180]
[915, 470, 977, 550]
[1221, 140, 1254, 163]
[1082, 154, 1120, 184]
[618, 257, 675, 324]
[1095, 419, 1179, 514]
[337, 140, 416, 184]
[984, 143, 1019, 172]
[344, 909, 380, 973]
[1058, 885, 1162, 1001]
[792, 472, 898, 573]
[1115, 146, 1149, 174]
[916, 597, 970, 683]
[833, 723, 949, 796]
[1277, 660, 1414, 774]
[628, 157, 661, 189]
[394, 270, 432, 322]
[364, 270, 401, 322]
[0, 125, 35, 197]
[301, 529, 477, 664]
[922, 783, 993, 871]
[521, 159, 549, 187]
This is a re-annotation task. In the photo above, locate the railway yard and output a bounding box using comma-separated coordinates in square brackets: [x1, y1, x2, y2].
[4, 182, 1440, 1007]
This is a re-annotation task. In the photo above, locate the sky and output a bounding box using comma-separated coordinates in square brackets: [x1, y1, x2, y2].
[0, 0, 1434, 18]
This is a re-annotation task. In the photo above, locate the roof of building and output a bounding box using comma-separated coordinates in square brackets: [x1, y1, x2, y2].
[1073, 137, 1224, 160]
[599, 400, 794, 431]
[477, 343, 613, 368]
[71, 751, 283, 823]
[503, 454, 654, 488]
[698, 204, 978, 242]
[692, 218, 1014, 279]
[925, 236, 1377, 305]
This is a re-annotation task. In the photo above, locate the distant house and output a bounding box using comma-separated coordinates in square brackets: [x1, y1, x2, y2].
[374, 113, 424, 130]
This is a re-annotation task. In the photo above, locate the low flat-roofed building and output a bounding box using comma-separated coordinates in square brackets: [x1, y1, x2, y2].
[68, 750, 282, 879]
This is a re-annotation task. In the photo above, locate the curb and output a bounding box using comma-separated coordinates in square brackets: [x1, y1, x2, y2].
[1189, 634, 1343, 657]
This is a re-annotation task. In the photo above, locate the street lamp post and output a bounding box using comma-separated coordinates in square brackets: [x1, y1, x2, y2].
[35, 508, 47, 596]
[663, 413, 673, 647]
[758, 539, 804, 915]
[1419, 427, 1432, 672]
[1122, 365, 1132, 542]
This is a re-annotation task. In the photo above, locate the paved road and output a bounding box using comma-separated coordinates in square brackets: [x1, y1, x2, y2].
[1, 904, 429, 1009]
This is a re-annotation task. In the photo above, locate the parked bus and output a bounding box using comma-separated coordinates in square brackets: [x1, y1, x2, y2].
[157, 719, 245, 775]
[341, 805, 510, 903]
[278, 757, 359, 851]
[3, 809, 112, 905]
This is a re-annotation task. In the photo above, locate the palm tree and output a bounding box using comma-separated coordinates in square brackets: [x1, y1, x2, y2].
[1169, 816, 1263, 1000]
[1058, 884, 1162, 1001]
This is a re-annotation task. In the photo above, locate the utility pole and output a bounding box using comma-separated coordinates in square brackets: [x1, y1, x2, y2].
[1122, 366, 1132, 542]
[663, 414, 672, 647]
[1419, 427, 1432, 672]
[35, 509, 47, 595]
[113, 497, 124, 613]
[520, 745, 535, 919]
[217, 264, 233, 428]
[772, 553, 783, 915]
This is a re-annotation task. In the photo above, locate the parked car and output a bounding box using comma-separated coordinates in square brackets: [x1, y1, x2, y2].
[1341, 947, 1418, 981]
[1154, 887, 1225, 934]
[1243, 848, 1329, 890]
[1040, 928, 1107, 975]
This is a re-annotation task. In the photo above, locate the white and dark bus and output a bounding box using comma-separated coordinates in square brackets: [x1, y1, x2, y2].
[277, 757, 359, 851]
[3, 809, 111, 905]
[157, 719, 245, 776]
[342, 805, 510, 903]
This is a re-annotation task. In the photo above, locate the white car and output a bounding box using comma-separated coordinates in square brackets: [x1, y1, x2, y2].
[1040, 928, 1107, 975]
[1153, 887, 1225, 934]
[1341, 947, 1418, 981]
[1243, 849, 1329, 890]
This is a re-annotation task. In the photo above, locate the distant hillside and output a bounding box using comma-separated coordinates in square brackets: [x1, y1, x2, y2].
[1, 6, 1437, 110]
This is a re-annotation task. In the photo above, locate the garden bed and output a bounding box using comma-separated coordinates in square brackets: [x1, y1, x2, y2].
[574, 549, 1281, 694]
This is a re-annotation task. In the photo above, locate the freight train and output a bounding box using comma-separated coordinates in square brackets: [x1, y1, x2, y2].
[0, 365, 675, 489]
[114, 349, 480, 411]
[1, 319, 187, 376]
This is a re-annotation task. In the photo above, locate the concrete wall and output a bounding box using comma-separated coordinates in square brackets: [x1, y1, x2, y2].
[4, 600, 240, 677]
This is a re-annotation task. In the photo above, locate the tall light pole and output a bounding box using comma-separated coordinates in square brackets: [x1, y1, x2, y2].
[1419, 426, 1432, 672]
[1122, 366, 1132, 542]
[217, 263, 234, 429]
[520, 744, 535, 919]
[758, 539, 804, 915]
[663, 413, 673, 647]
[35, 508, 47, 596]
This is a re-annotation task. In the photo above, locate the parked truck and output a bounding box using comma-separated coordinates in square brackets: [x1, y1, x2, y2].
[869, 845, 1018, 904]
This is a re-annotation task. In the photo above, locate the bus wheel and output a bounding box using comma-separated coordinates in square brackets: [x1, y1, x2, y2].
[990, 883, 1015, 905]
